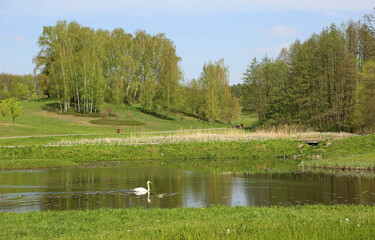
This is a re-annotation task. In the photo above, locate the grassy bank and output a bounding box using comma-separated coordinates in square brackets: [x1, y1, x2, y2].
[300, 134, 375, 170]
[1, 205, 374, 239]
[2, 133, 375, 172]
[0, 140, 307, 172]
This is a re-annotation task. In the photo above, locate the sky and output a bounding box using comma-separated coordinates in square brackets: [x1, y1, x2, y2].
[0, 1, 374, 85]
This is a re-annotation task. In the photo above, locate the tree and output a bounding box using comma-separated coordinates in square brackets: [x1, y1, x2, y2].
[184, 79, 202, 116]
[8, 98, 22, 121]
[0, 98, 21, 121]
[0, 99, 9, 117]
[220, 87, 241, 124]
[34, 21, 182, 115]
[197, 59, 235, 123]
[353, 60, 375, 131]
[242, 57, 272, 122]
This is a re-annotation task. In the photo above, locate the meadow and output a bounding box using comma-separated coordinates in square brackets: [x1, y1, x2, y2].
[1, 205, 374, 239]
[1, 99, 375, 172]
[0, 99, 226, 138]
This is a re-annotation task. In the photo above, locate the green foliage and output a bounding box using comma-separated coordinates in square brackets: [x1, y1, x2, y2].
[0, 73, 41, 100]
[219, 87, 241, 124]
[34, 21, 182, 116]
[242, 13, 375, 132]
[198, 59, 236, 123]
[8, 98, 22, 121]
[0, 99, 9, 117]
[0, 98, 22, 121]
[353, 61, 375, 132]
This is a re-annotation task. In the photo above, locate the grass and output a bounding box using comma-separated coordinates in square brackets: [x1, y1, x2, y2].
[1, 205, 374, 239]
[89, 119, 145, 125]
[300, 134, 375, 170]
[0, 98, 227, 137]
[0, 140, 307, 172]
[52, 128, 353, 146]
[0, 125, 353, 147]
[300, 153, 375, 170]
[1, 98, 375, 172]
[2, 99, 375, 239]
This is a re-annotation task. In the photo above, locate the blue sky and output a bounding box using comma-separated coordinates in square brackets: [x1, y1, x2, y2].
[0, 1, 373, 85]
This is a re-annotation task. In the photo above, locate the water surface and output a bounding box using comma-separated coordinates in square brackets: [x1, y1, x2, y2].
[1, 166, 375, 212]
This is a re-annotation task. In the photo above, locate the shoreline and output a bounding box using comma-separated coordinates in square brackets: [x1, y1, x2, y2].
[0, 134, 374, 172]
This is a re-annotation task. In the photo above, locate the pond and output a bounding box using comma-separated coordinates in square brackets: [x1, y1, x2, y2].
[1, 166, 375, 212]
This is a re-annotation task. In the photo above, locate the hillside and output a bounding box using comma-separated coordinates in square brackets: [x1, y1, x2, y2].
[0, 98, 231, 138]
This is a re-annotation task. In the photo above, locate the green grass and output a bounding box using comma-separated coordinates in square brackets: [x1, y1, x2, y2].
[300, 152, 375, 170]
[0, 140, 307, 172]
[300, 134, 375, 170]
[2, 132, 375, 172]
[237, 112, 258, 127]
[2, 99, 375, 172]
[0, 98, 228, 137]
[89, 119, 145, 125]
[1, 205, 374, 239]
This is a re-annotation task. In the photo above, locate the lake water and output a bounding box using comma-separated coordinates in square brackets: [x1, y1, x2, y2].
[1, 166, 375, 212]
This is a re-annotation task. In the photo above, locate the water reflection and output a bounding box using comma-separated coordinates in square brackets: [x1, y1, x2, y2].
[1, 167, 375, 212]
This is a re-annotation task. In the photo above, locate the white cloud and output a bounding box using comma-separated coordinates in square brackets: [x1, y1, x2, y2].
[10, 35, 25, 42]
[256, 43, 291, 55]
[267, 26, 298, 37]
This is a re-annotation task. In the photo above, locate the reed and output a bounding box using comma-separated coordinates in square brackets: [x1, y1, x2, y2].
[52, 128, 354, 146]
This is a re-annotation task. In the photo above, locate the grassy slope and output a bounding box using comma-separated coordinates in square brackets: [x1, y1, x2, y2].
[300, 134, 375, 170]
[1, 205, 374, 239]
[0, 140, 306, 171]
[0, 99, 226, 138]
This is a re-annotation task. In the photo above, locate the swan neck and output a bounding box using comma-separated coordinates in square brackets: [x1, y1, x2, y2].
[147, 182, 150, 192]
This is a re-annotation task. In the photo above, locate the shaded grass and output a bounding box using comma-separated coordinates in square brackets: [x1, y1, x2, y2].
[0, 158, 77, 169]
[1, 205, 374, 239]
[89, 119, 145, 126]
[300, 152, 375, 170]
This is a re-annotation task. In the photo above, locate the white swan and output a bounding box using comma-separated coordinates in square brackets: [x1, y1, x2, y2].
[133, 181, 151, 195]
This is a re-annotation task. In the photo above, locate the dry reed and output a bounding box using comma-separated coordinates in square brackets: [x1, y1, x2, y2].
[53, 127, 355, 146]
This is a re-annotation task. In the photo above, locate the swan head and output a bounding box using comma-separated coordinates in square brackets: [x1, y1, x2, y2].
[147, 181, 152, 184]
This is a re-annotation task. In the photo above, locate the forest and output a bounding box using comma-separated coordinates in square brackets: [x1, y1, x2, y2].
[241, 10, 375, 132]
[0, 21, 239, 123]
[1, 9, 375, 132]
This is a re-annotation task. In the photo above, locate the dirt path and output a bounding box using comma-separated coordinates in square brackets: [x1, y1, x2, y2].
[33, 111, 95, 126]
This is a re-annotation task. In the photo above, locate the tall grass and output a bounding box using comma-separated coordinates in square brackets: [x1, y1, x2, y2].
[52, 128, 354, 146]
[1, 205, 374, 239]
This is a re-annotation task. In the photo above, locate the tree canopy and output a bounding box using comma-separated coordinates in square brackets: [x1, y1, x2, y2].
[242, 10, 375, 132]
